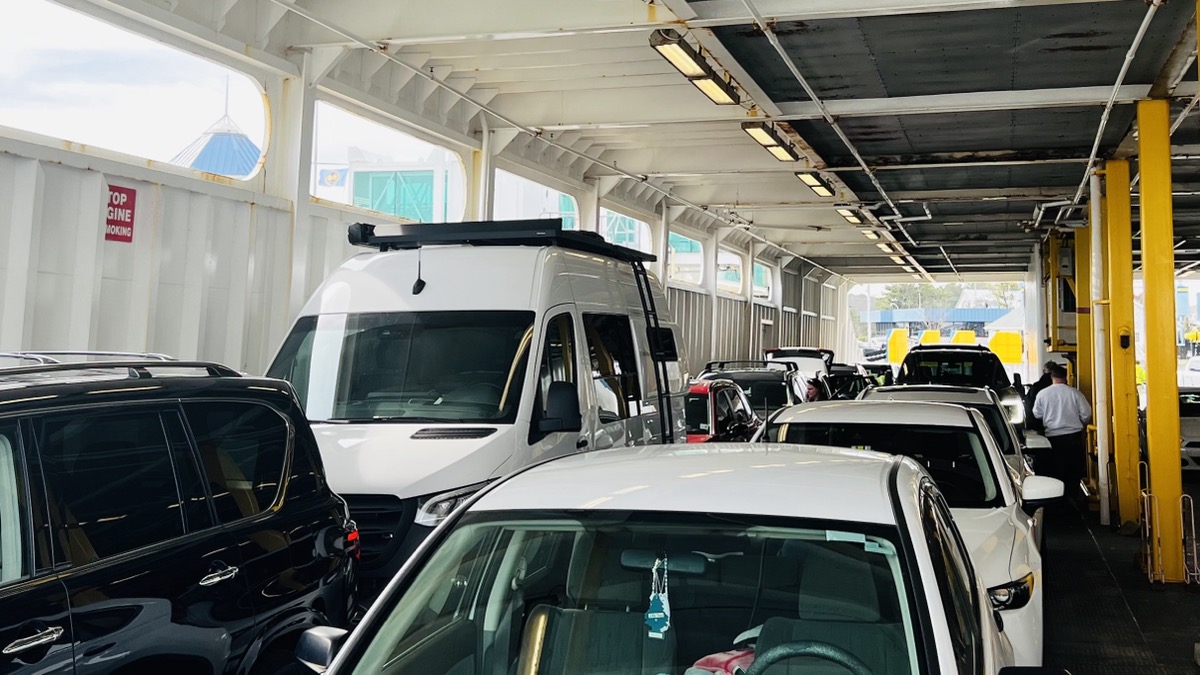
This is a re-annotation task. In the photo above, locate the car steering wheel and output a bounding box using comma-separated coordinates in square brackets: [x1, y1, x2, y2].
[743, 641, 874, 675]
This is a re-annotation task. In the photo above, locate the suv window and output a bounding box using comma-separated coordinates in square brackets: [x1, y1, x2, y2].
[921, 483, 981, 674]
[0, 423, 28, 585]
[185, 402, 289, 524]
[582, 314, 642, 421]
[535, 313, 577, 418]
[37, 410, 185, 564]
[898, 351, 1009, 390]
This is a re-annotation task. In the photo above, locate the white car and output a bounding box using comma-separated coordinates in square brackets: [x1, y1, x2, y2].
[295, 443, 1071, 675]
[1179, 388, 1200, 469]
[764, 400, 1063, 667]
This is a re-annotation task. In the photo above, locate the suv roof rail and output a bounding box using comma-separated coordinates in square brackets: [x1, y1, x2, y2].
[0, 360, 242, 379]
[347, 219, 657, 263]
[0, 352, 58, 365]
[10, 350, 177, 363]
[704, 359, 798, 373]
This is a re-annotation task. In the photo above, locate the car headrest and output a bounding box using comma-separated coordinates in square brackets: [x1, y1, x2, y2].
[796, 543, 881, 623]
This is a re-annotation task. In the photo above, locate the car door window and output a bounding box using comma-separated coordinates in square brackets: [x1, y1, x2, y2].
[36, 410, 184, 565]
[921, 482, 981, 674]
[535, 312, 576, 417]
[0, 423, 28, 586]
[582, 314, 642, 421]
[184, 402, 289, 524]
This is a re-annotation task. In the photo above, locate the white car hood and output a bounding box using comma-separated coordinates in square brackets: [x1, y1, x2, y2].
[949, 507, 1021, 587]
[312, 423, 515, 499]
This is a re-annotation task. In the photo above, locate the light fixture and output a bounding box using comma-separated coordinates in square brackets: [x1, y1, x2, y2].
[650, 30, 708, 78]
[912, 274, 923, 280]
[835, 207, 861, 224]
[743, 122, 800, 163]
[876, 242, 894, 253]
[902, 265, 914, 273]
[890, 256, 905, 265]
[863, 230, 879, 240]
[689, 74, 740, 105]
[766, 143, 800, 162]
[797, 172, 836, 197]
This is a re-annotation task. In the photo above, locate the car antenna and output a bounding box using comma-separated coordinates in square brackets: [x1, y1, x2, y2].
[412, 246, 426, 295]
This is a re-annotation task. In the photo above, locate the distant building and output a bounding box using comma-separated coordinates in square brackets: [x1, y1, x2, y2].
[170, 114, 261, 178]
[859, 307, 1012, 334]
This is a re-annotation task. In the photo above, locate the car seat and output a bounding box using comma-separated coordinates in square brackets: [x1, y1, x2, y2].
[754, 544, 910, 674]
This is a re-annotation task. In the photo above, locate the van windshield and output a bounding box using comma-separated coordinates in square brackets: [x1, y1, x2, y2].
[267, 311, 535, 424]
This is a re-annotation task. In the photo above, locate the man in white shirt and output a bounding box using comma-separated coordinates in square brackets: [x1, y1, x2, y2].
[1032, 363, 1092, 492]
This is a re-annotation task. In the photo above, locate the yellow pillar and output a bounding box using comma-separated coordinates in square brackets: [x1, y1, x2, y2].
[1105, 159, 1140, 526]
[1075, 226, 1093, 406]
[1139, 99, 1183, 582]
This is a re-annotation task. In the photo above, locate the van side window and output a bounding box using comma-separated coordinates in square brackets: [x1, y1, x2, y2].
[0, 423, 28, 586]
[37, 411, 185, 565]
[582, 314, 642, 422]
[185, 402, 289, 524]
[536, 313, 576, 417]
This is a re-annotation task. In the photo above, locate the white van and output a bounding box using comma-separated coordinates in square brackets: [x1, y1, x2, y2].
[267, 219, 688, 591]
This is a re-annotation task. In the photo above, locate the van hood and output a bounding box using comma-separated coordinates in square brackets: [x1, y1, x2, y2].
[949, 507, 1022, 588]
[311, 423, 516, 499]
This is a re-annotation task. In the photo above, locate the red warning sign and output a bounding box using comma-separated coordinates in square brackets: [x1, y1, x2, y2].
[105, 186, 136, 243]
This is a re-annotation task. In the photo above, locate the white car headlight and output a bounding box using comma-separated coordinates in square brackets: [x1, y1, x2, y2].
[415, 481, 491, 527]
[1002, 397, 1025, 425]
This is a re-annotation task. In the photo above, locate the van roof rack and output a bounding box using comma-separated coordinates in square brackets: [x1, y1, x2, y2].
[6, 350, 177, 364]
[347, 219, 656, 263]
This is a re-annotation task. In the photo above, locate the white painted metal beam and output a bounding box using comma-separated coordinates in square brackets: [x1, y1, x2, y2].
[679, 0, 1123, 27]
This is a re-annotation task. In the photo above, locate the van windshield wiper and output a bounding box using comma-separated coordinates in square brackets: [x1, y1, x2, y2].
[317, 416, 477, 424]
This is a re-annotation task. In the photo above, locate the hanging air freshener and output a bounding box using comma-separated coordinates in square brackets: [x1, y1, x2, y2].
[644, 556, 671, 639]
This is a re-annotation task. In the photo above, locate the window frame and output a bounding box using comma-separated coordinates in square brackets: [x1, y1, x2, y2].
[581, 313, 645, 422]
[919, 480, 983, 675]
[666, 231, 705, 286]
[530, 311, 579, 443]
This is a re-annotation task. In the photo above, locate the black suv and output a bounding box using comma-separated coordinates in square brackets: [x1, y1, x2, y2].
[0, 361, 357, 674]
[896, 344, 1025, 427]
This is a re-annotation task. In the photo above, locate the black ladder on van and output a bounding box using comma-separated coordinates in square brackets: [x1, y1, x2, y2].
[630, 260, 676, 444]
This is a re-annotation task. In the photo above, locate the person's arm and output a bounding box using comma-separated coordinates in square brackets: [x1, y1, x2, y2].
[1032, 389, 1046, 421]
[1078, 389, 1093, 424]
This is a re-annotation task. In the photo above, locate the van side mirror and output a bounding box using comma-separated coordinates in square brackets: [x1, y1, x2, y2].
[296, 626, 349, 673]
[647, 326, 679, 361]
[538, 382, 583, 435]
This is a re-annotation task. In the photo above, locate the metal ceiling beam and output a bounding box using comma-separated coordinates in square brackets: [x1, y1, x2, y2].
[675, 0, 1124, 27]
[777, 85, 1152, 119]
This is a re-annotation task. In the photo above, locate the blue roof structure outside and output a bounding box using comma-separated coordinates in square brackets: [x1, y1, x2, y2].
[860, 308, 1012, 324]
[169, 114, 262, 178]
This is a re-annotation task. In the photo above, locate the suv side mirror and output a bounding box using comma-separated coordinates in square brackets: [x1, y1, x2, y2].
[296, 626, 349, 673]
[1021, 475, 1064, 516]
[537, 382, 583, 434]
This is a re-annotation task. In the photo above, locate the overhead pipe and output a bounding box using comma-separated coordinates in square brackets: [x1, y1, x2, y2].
[1030, 199, 1073, 230]
[1090, 171, 1112, 525]
[880, 202, 933, 223]
[736, 0, 942, 282]
[1055, 0, 1163, 223]
[266, 0, 791, 256]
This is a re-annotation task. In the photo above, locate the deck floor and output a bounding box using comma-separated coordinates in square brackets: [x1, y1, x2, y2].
[1043, 478, 1200, 674]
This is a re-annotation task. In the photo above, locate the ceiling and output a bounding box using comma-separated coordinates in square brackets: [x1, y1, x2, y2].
[62, 0, 1200, 279]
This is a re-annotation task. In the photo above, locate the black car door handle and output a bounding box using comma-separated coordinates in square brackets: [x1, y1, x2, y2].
[200, 563, 240, 587]
[576, 437, 588, 449]
[3, 626, 63, 655]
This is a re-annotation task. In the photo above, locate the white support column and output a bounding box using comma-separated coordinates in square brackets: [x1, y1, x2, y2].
[706, 230, 719, 361]
[67, 171, 106, 349]
[1090, 173, 1112, 524]
[0, 159, 43, 350]
[746, 242, 762, 357]
[579, 179, 601, 233]
[653, 205, 670, 290]
[263, 53, 320, 318]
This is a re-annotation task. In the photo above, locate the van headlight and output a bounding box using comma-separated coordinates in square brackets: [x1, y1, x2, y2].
[988, 572, 1035, 610]
[415, 481, 491, 526]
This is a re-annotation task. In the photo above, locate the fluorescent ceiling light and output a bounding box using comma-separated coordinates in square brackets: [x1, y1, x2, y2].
[836, 207, 861, 224]
[902, 265, 914, 272]
[796, 172, 835, 198]
[766, 143, 799, 162]
[876, 242, 893, 253]
[690, 75, 740, 105]
[890, 256, 905, 265]
[810, 184, 834, 196]
[912, 274, 923, 280]
[798, 173, 823, 187]
[743, 124, 778, 147]
[863, 230, 879, 240]
[650, 30, 707, 78]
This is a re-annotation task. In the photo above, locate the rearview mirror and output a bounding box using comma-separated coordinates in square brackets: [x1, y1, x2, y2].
[537, 382, 583, 435]
[296, 626, 349, 673]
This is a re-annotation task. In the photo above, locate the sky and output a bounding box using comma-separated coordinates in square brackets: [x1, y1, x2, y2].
[0, 0, 267, 163]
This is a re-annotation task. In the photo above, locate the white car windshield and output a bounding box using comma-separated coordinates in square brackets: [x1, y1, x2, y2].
[771, 422, 1001, 509]
[267, 311, 535, 423]
[347, 511, 922, 675]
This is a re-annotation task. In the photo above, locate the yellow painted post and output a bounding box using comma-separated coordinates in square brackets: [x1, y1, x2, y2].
[919, 329, 942, 345]
[951, 330, 977, 344]
[1105, 159, 1139, 526]
[1075, 226, 1094, 408]
[887, 329, 910, 365]
[1139, 99, 1184, 582]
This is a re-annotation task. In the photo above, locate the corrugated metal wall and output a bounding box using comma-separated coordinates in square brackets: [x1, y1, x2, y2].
[1, 133, 847, 377]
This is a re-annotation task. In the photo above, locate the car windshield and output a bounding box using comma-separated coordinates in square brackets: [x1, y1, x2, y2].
[827, 373, 868, 399]
[1181, 392, 1200, 416]
[727, 376, 791, 413]
[266, 311, 535, 423]
[346, 510, 922, 675]
[897, 353, 1009, 389]
[684, 394, 712, 435]
[774, 422, 1001, 508]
